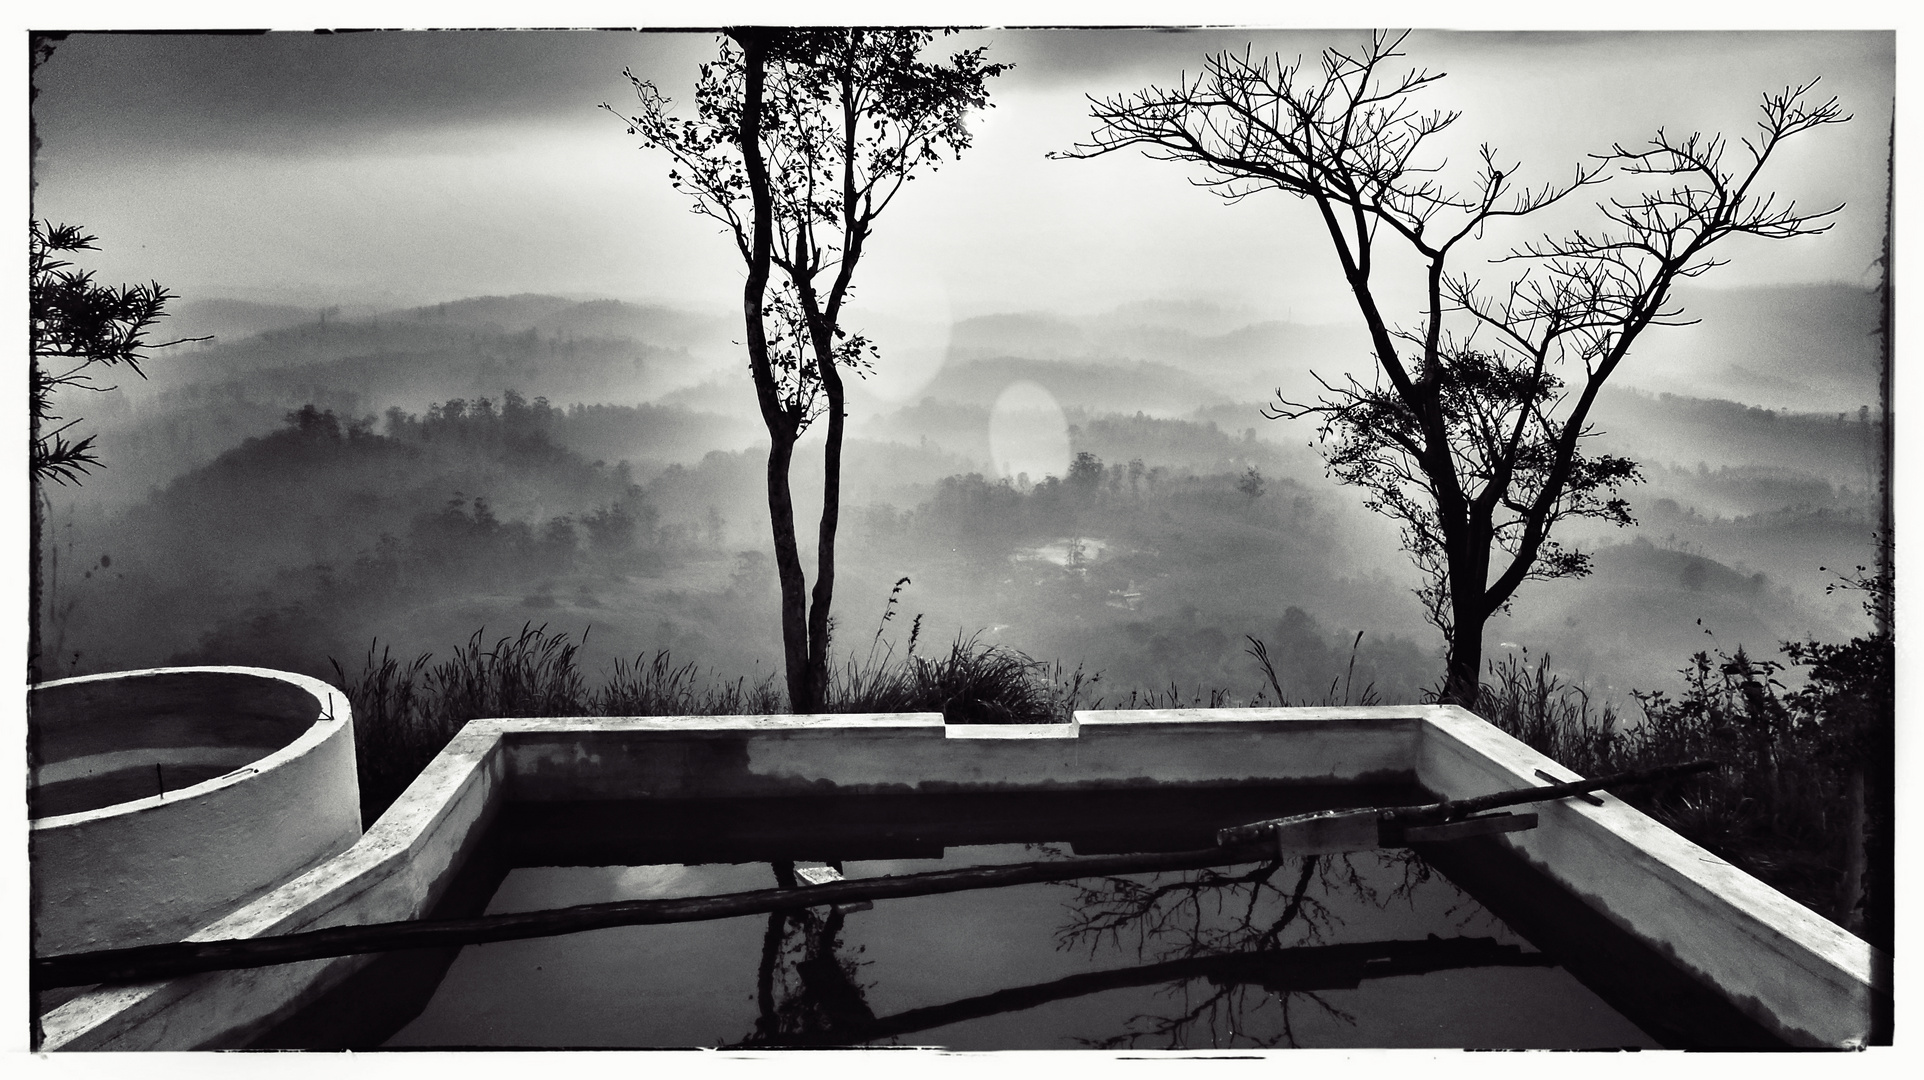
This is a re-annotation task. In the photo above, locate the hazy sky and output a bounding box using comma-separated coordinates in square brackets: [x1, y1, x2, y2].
[30, 27, 1894, 332]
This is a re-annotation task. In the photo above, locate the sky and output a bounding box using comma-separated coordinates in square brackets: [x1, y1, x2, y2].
[29, 25, 1896, 337]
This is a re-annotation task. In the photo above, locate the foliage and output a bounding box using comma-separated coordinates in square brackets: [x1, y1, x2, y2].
[609, 29, 1006, 712]
[1293, 349, 1640, 634]
[1064, 30, 1849, 704]
[1476, 606, 1890, 935]
[1235, 465, 1265, 502]
[598, 650, 788, 718]
[29, 221, 199, 485]
[833, 581, 1082, 721]
[332, 626, 591, 821]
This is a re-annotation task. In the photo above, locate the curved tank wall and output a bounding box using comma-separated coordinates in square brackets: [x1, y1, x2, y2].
[29, 667, 362, 957]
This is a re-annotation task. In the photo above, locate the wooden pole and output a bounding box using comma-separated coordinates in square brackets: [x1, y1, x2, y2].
[1391, 758, 1719, 825]
[34, 758, 1719, 991]
[1219, 759, 1718, 845]
[34, 843, 1277, 990]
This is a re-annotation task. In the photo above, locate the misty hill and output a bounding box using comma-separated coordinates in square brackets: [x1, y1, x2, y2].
[1484, 535, 1862, 702]
[1590, 385, 1883, 483]
[393, 294, 580, 331]
[939, 283, 1877, 418]
[1612, 282, 1881, 415]
[46, 397, 659, 678]
[50, 298, 749, 507]
[393, 295, 735, 353]
[944, 307, 1368, 403]
[542, 402, 762, 472]
[857, 400, 1311, 483]
[163, 297, 377, 344]
[39, 279, 1885, 715]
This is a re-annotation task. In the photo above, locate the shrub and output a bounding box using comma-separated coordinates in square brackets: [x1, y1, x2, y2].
[834, 629, 1074, 722]
[1475, 639, 1886, 934]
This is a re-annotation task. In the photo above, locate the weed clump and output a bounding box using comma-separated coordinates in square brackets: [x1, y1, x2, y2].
[333, 612, 1075, 822]
[1475, 637, 1888, 940]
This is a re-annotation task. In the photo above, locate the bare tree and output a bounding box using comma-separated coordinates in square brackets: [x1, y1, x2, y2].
[610, 29, 1004, 711]
[1061, 31, 1847, 705]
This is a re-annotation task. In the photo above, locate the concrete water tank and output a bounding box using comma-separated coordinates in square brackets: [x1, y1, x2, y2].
[28, 666, 361, 957]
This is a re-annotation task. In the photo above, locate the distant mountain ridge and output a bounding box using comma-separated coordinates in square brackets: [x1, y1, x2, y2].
[1606, 282, 1881, 415]
[168, 279, 1877, 413]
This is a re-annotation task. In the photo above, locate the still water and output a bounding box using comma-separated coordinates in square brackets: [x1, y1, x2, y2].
[261, 786, 1666, 1050]
[389, 848, 1651, 1049]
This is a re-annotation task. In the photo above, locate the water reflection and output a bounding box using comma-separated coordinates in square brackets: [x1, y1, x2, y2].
[749, 862, 878, 1044]
[733, 851, 1559, 1049]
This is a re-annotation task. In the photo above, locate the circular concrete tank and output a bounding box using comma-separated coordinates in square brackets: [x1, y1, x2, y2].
[29, 666, 361, 957]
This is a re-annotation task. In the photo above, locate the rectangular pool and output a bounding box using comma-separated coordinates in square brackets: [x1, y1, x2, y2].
[253, 785, 1773, 1050]
[45, 708, 1872, 1050]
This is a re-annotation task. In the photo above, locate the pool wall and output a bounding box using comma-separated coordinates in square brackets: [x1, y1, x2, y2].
[29, 667, 362, 958]
[35, 706, 1882, 1050]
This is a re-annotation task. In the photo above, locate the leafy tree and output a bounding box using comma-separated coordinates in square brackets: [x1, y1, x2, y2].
[1062, 31, 1848, 704]
[29, 221, 196, 486]
[1236, 465, 1265, 502]
[1782, 564, 1892, 948]
[1067, 450, 1104, 493]
[610, 29, 1005, 710]
[29, 219, 200, 682]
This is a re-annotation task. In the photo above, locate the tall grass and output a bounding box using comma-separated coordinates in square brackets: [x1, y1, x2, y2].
[333, 625, 604, 823]
[832, 630, 1075, 721]
[332, 612, 1881, 943]
[332, 614, 1078, 822]
[827, 578, 1088, 721]
[1475, 649, 1878, 930]
[599, 650, 787, 717]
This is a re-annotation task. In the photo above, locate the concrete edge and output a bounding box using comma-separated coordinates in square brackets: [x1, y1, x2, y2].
[945, 720, 1081, 739]
[1078, 705, 1443, 726]
[1416, 704, 1882, 1047]
[30, 667, 350, 832]
[37, 719, 509, 1050]
[475, 712, 945, 732]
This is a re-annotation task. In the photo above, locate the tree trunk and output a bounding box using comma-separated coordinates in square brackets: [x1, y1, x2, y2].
[765, 433, 814, 712]
[1440, 597, 1484, 709]
[1439, 528, 1490, 708]
[804, 349, 846, 711]
[729, 30, 816, 716]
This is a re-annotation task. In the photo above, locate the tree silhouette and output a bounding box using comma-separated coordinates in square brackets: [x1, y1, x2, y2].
[28, 217, 202, 682]
[610, 29, 1005, 711]
[1061, 31, 1847, 705]
[29, 221, 198, 486]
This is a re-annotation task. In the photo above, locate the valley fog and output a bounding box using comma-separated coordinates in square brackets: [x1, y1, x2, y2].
[40, 281, 1884, 711]
[29, 26, 1891, 717]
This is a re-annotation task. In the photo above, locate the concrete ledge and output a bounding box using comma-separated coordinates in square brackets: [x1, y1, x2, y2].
[1416, 705, 1882, 1048]
[29, 667, 362, 957]
[500, 709, 1423, 800]
[39, 719, 509, 1050]
[944, 720, 1080, 739]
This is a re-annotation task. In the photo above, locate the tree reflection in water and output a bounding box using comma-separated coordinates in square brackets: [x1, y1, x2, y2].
[734, 850, 1550, 1049]
[1058, 852, 1444, 1048]
[749, 861, 877, 1046]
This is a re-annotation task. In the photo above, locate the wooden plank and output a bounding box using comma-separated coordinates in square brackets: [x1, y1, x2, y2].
[1400, 812, 1539, 844]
